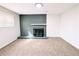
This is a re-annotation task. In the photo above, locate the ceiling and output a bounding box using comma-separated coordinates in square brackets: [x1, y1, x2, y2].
[0, 3, 78, 14]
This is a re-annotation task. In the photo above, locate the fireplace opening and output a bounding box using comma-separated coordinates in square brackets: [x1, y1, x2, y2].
[33, 28, 44, 37]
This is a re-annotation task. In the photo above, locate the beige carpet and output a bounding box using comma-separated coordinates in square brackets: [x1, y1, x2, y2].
[0, 37, 79, 56]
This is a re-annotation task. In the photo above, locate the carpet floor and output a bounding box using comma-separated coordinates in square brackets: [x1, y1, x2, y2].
[0, 37, 79, 56]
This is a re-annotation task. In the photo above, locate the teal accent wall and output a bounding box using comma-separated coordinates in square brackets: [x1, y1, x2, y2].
[20, 14, 46, 37]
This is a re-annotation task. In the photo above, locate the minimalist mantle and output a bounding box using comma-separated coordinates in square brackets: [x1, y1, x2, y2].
[31, 24, 46, 26]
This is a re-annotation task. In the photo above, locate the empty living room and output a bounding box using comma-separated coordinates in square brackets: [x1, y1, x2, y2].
[0, 2, 79, 56]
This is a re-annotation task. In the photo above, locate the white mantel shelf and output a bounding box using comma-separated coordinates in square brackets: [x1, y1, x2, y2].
[31, 24, 46, 26]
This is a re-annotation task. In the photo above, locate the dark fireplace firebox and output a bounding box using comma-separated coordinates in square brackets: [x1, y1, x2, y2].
[33, 28, 44, 37]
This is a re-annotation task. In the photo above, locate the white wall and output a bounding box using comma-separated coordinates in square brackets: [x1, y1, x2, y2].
[0, 6, 20, 49]
[47, 14, 60, 37]
[47, 5, 79, 49]
[60, 5, 79, 49]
